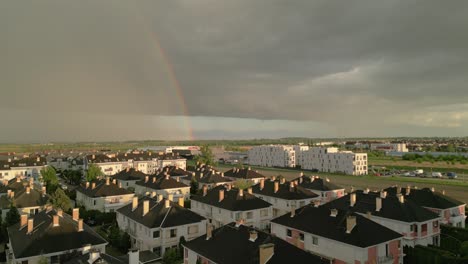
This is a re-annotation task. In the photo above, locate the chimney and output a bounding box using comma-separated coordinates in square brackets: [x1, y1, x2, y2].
[119, 182, 122, 188]
[247, 187, 253, 194]
[290, 206, 296, 218]
[53, 215, 59, 227]
[86, 182, 90, 189]
[168, 194, 174, 202]
[128, 248, 139, 264]
[350, 193, 356, 207]
[299, 176, 303, 184]
[397, 186, 402, 194]
[271, 176, 276, 181]
[27, 219, 34, 234]
[92, 182, 96, 189]
[42, 186, 46, 196]
[274, 182, 279, 193]
[260, 179, 265, 190]
[219, 189, 225, 202]
[7, 190, 11, 197]
[143, 200, 149, 216]
[366, 211, 372, 219]
[72, 208, 79, 221]
[20, 214, 28, 229]
[165, 174, 169, 180]
[178, 197, 184, 207]
[145, 176, 149, 183]
[249, 230, 258, 242]
[221, 172, 224, 177]
[176, 177, 179, 182]
[26, 187, 30, 194]
[442, 190, 445, 195]
[380, 191, 387, 199]
[289, 182, 295, 192]
[206, 224, 213, 240]
[157, 194, 163, 202]
[431, 187, 435, 192]
[132, 197, 138, 211]
[363, 188, 370, 194]
[203, 186, 208, 196]
[259, 243, 274, 264]
[346, 215, 356, 233]
[150, 191, 156, 198]
[36, 157, 40, 162]
[397, 194, 405, 203]
[280, 178, 285, 184]
[248, 167, 251, 170]
[226, 184, 232, 191]
[126, 167, 130, 172]
[239, 189, 244, 197]
[105, 177, 110, 185]
[2, 180, 7, 186]
[313, 200, 320, 207]
[112, 179, 116, 185]
[152, 177, 157, 183]
[330, 209, 338, 217]
[92, 154, 95, 159]
[10, 191, 15, 199]
[376, 197, 382, 212]
[57, 209, 63, 217]
[406, 187, 411, 196]
[78, 219, 84, 232]
[165, 199, 170, 208]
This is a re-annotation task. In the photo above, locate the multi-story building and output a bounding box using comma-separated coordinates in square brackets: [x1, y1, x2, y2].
[7, 208, 107, 264]
[116, 196, 206, 258]
[385, 186, 466, 228]
[134, 175, 190, 201]
[293, 174, 345, 204]
[0, 156, 47, 181]
[76, 178, 135, 212]
[223, 167, 265, 184]
[248, 145, 296, 168]
[191, 185, 273, 229]
[325, 189, 442, 247]
[271, 206, 403, 264]
[293, 144, 310, 168]
[301, 147, 368, 175]
[251, 177, 319, 217]
[48, 156, 73, 171]
[183, 222, 331, 264]
[371, 143, 408, 152]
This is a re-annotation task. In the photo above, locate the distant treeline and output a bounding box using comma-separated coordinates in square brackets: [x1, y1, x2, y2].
[402, 153, 468, 164]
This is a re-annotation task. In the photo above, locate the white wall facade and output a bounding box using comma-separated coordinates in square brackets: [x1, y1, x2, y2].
[76, 192, 135, 212]
[371, 143, 408, 152]
[252, 193, 317, 217]
[248, 145, 296, 168]
[302, 147, 368, 175]
[134, 185, 191, 201]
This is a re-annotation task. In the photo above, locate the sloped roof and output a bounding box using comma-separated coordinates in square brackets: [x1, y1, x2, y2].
[76, 180, 133, 198]
[112, 168, 148, 181]
[251, 179, 318, 200]
[223, 168, 266, 180]
[0, 187, 49, 209]
[293, 175, 343, 191]
[385, 186, 465, 209]
[135, 175, 189, 190]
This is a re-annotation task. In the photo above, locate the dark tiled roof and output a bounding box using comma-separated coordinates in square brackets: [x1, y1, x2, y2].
[156, 166, 191, 177]
[113, 168, 148, 181]
[117, 197, 205, 228]
[0, 156, 47, 169]
[185, 169, 233, 184]
[0, 178, 27, 193]
[136, 175, 189, 190]
[325, 190, 440, 223]
[184, 223, 330, 264]
[8, 210, 107, 259]
[191, 185, 272, 211]
[251, 180, 318, 200]
[271, 206, 402, 248]
[0, 187, 49, 209]
[224, 168, 266, 180]
[76, 180, 133, 198]
[385, 186, 465, 209]
[293, 176, 343, 191]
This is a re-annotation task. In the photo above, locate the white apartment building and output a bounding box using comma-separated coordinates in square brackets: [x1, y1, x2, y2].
[293, 144, 309, 168]
[116, 196, 206, 258]
[371, 143, 408, 152]
[248, 145, 296, 168]
[191, 185, 273, 230]
[302, 147, 368, 175]
[0, 156, 47, 181]
[76, 178, 135, 212]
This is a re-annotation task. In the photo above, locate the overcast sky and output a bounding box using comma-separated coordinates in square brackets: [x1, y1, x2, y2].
[1, 0, 468, 142]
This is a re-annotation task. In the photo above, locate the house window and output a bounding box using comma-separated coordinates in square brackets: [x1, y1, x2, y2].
[188, 225, 199, 235]
[93, 200, 96, 206]
[422, 224, 428, 233]
[260, 209, 268, 217]
[246, 212, 253, 219]
[287, 229, 292, 237]
[153, 246, 161, 256]
[433, 221, 439, 228]
[153, 230, 160, 238]
[312, 236, 318, 245]
[235, 212, 241, 220]
[410, 224, 418, 233]
[299, 233, 304, 241]
[385, 244, 389, 256]
[170, 229, 177, 238]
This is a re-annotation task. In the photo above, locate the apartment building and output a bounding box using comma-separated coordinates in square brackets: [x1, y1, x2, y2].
[271, 206, 403, 264]
[7, 208, 107, 264]
[293, 174, 345, 204]
[371, 143, 408, 152]
[76, 178, 135, 212]
[116, 196, 206, 258]
[223, 167, 266, 184]
[248, 145, 296, 168]
[385, 186, 466, 228]
[293, 144, 310, 168]
[251, 177, 319, 217]
[325, 190, 441, 247]
[134, 175, 190, 201]
[302, 147, 368, 175]
[191, 185, 273, 229]
[0, 156, 47, 181]
[183, 222, 331, 264]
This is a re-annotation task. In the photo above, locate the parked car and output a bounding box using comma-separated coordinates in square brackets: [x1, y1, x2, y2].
[414, 169, 424, 174]
[447, 172, 458, 179]
[432, 172, 443, 178]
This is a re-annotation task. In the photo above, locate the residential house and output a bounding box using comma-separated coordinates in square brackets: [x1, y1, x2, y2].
[180, 169, 233, 190]
[113, 168, 148, 189]
[116, 196, 206, 258]
[76, 178, 135, 212]
[223, 167, 265, 184]
[183, 222, 331, 264]
[134, 175, 190, 201]
[271, 205, 403, 264]
[191, 185, 273, 229]
[0, 156, 47, 181]
[251, 177, 319, 217]
[293, 174, 345, 204]
[64, 249, 159, 264]
[7, 208, 107, 264]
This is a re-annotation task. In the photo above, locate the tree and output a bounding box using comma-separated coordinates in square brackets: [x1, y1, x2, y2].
[38, 256, 48, 264]
[178, 236, 186, 259]
[41, 166, 59, 193]
[49, 188, 72, 212]
[119, 232, 132, 252]
[460, 241, 468, 257]
[5, 206, 20, 226]
[86, 164, 104, 182]
[234, 179, 252, 190]
[190, 179, 199, 195]
[162, 248, 179, 264]
[195, 145, 216, 166]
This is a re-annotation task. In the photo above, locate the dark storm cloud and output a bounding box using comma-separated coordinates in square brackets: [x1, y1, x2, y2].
[1, 0, 468, 141]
